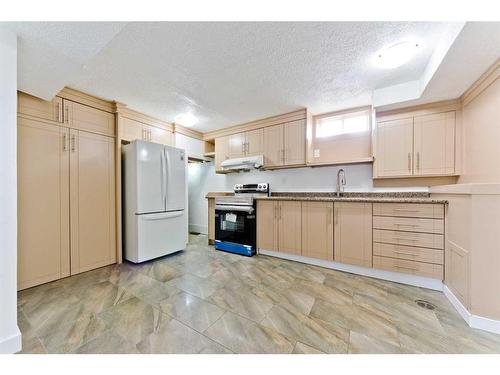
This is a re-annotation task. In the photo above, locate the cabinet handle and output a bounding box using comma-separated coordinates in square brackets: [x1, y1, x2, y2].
[142, 128, 146, 140]
[328, 207, 332, 225]
[56, 102, 60, 122]
[394, 265, 419, 272]
[407, 152, 411, 172]
[64, 104, 69, 124]
[279, 205, 282, 220]
[416, 152, 420, 171]
[394, 251, 418, 257]
[274, 205, 277, 219]
[62, 133, 68, 151]
[335, 207, 339, 225]
[70, 135, 76, 152]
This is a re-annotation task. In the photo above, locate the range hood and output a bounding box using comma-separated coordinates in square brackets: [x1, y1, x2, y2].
[221, 155, 264, 171]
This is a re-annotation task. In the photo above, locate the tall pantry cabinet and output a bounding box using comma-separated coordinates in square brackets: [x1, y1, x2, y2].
[17, 91, 116, 290]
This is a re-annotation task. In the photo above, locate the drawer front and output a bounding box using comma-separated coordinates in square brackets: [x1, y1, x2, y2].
[373, 229, 444, 250]
[373, 216, 444, 234]
[373, 256, 443, 279]
[373, 242, 444, 265]
[373, 203, 444, 219]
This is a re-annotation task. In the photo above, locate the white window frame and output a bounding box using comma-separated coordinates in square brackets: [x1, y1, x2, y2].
[312, 107, 372, 141]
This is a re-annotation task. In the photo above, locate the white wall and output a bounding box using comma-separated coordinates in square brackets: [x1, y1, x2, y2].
[0, 28, 21, 353]
[188, 160, 427, 234]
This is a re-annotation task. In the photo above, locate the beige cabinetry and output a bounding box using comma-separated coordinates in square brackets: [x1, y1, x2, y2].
[121, 117, 173, 146]
[301, 201, 333, 261]
[334, 202, 373, 267]
[256, 200, 301, 255]
[256, 200, 279, 251]
[17, 92, 117, 290]
[374, 118, 413, 177]
[278, 201, 302, 255]
[263, 124, 284, 167]
[207, 198, 215, 245]
[263, 120, 306, 168]
[374, 110, 456, 178]
[228, 129, 263, 159]
[372, 202, 445, 280]
[17, 118, 70, 290]
[214, 136, 229, 173]
[18, 92, 63, 123]
[69, 130, 116, 274]
[413, 112, 455, 176]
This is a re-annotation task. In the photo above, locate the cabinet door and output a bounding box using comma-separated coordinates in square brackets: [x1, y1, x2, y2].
[17, 118, 70, 290]
[414, 111, 455, 176]
[263, 124, 284, 167]
[284, 119, 306, 166]
[245, 128, 263, 156]
[208, 198, 215, 244]
[301, 202, 333, 261]
[122, 117, 146, 142]
[257, 200, 279, 251]
[70, 130, 116, 274]
[18, 92, 63, 123]
[150, 125, 173, 145]
[228, 132, 246, 158]
[334, 202, 372, 267]
[65, 100, 115, 136]
[278, 201, 302, 255]
[374, 118, 413, 177]
[215, 136, 229, 172]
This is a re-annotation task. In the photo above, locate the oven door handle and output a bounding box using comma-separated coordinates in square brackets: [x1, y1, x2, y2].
[215, 205, 254, 213]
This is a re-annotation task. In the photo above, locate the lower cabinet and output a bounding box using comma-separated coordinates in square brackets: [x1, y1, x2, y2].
[334, 202, 373, 267]
[278, 201, 302, 255]
[256, 200, 279, 251]
[257, 200, 301, 255]
[17, 117, 117, 290]
[301, 201, 333, 261]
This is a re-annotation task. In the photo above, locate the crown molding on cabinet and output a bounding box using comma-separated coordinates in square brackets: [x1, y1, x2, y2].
[203, 108, 308, 141]
[461, 58, 500, 107]
[173, 123, 204, 140]
[375, 99, 462, 123]
[57, 87, 115, 113]
[114, 102, 174, 132]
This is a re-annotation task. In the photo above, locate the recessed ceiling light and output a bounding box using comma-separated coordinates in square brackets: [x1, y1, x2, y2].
[175, 113, 198, 127]
[374, 41, 420, 69]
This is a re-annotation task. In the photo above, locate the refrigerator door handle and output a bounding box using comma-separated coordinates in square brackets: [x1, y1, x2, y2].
[163, 148, 168, 208]
[160, 149, 166, 211]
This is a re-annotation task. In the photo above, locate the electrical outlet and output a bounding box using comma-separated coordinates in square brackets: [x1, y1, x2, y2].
[313, 149, 320, 158]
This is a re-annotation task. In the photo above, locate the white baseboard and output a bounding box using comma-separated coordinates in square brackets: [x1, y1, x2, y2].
[443, 285, 500, 335]
[189, 224, 208, 235]
[258, 249, 443, 291]
[0, 327, 22, 354]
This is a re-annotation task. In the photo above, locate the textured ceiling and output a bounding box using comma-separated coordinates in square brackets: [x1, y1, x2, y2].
[5, 21, 498, 132]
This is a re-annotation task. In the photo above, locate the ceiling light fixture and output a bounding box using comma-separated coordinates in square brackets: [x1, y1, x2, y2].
[374, 40, 420, 69]
[175, 113, 198, 127]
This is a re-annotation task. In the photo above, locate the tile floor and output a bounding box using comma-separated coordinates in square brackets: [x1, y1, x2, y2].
[17, 235, 500, 354]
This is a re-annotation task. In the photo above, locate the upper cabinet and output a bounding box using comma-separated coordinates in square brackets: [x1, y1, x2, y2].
[373, 118, 414, 177]
[263, 120, 306, 168]
[64, 100, 116, 137]
[18, 92, 63, 123]
[227, 129, 263, 159]
[215, 136, 229, 173]
[374, 110, 457, 178]
[120, 116, 173, 146]
[413, 112, 456, 176]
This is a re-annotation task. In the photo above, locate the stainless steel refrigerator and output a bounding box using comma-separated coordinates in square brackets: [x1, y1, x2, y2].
[122, 140, 187, 262]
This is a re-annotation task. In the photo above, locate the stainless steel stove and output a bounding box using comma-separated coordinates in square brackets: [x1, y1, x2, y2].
[214, 183, 269, 256]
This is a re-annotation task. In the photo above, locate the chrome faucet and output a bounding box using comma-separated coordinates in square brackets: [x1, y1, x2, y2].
[336, 168, 346, 197]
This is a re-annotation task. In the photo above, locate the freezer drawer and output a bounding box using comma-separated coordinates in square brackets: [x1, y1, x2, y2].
[125, 210, 187, 263]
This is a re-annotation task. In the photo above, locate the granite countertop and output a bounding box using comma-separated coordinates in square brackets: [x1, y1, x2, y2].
[256, 192, 448, 204]
[206, 191, 447, 204]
